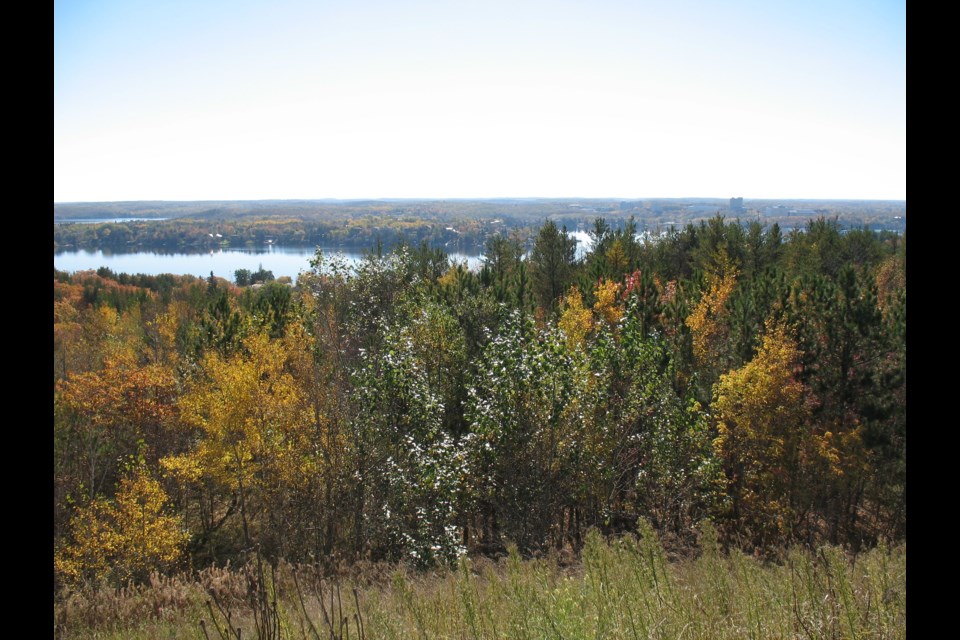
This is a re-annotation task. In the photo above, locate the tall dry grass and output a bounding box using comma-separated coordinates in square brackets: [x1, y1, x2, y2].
[55, 524, 905, 639]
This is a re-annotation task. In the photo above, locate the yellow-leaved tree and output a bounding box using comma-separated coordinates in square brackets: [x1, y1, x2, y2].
[558, 286, 594, 350]
[686, 260, 738, 372]
[55, 461, 188, 587]
[55, 352, 180, 551]
[712, 319, 845, 547]
[592, 278, 623, 326]
[162, 331, 313, 552]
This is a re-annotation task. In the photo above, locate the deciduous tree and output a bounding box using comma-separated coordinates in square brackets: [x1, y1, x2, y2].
[55, 460, 188, 587]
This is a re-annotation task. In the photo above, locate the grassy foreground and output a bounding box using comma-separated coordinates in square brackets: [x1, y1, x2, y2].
[55, 525, 905, 639]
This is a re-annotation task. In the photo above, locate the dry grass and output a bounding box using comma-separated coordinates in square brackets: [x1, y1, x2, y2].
[55, 526, 905, 640]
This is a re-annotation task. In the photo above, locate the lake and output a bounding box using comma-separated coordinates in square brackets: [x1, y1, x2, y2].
[54, 245, 486, 284]
[53, 231, 605, 284]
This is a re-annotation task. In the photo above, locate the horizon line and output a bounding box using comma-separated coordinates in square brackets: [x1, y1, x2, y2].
[54, 196, 908, 205]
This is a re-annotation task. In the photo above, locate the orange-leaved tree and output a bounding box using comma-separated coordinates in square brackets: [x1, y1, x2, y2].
[686, 258, 738, 374]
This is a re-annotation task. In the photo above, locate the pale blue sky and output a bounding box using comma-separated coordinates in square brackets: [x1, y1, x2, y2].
[54, 0, 905, 202]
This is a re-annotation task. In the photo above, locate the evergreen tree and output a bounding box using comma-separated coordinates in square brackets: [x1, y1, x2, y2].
[529, 220, 577, 315]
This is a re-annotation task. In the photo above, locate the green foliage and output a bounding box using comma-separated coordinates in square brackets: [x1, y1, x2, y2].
[465, 311, 580, 552]
[246, 280, 293, 339]
[529, 219, 577, 314]
[196, 283, 246, 357]
[351, 307, 467, 566]
[583, 313, 723, 542]
[622, 268, 662, 338]
[480, 233, 525, 305]
[408, 238, 450, 282]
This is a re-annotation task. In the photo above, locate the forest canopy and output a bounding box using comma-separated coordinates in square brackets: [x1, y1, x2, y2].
[54, 214, 905, 590]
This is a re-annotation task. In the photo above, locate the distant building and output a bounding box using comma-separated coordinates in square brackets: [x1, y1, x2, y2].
[730, 197, 744, 212]
[764, 204, 787, 217]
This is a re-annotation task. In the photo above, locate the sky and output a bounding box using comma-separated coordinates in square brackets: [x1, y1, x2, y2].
[54, 0, 905, 202]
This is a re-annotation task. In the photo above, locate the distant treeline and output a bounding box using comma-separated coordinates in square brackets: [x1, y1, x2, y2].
[50, 212, 905, 255]
[54, 215, 514, 253]
[53, 197, 907, 222]
[54, 199, 905, 254]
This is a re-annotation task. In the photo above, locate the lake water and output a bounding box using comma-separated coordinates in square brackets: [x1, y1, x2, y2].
[53, 231, 605, 284]
[54, 245, 486, 284]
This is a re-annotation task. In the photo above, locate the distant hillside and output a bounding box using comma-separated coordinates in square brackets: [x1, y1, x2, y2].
[54, 197, 906, 227]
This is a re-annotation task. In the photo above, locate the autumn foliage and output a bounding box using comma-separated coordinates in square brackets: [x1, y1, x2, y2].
[712, 320, 848, 545]
[53, 215, 905, 591]
[55, 461, 187, 586]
